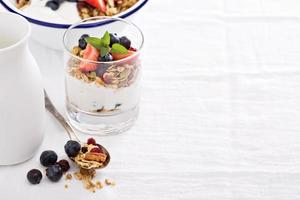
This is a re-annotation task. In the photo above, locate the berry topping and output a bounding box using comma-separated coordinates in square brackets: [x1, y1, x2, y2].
[46, 164, 63, 182]
[81, 146, 88, 153]
[78, 34, 89, 49]
[84, 0, 106, 12]
[79, 44, 99, 72]
[90, 147, 103, 153]
[87, 137, 96, 145]
[109, 33, 120, 47]
[40, 150, 58, 167]
[119, 36, 131, 49]
[81, 31, 136, 62]
[57, 159, 70, 173]
[64, 140, 81, 157]
[99, 53, 113, 62]
[27, 169, 42, 185]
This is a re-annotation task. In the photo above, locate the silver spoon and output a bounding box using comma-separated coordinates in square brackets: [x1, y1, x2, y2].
[44, 90, 80, 141]
[44, 90, 110, 169]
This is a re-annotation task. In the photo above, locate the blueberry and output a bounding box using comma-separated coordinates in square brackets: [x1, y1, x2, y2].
[64, 140, 81, 157]
[40, 150, 58, 167]
[96, 64, 110, 77]
[119, 36, 131, 49]
[57, 159, 70, 173]
[27, 169, 42, 184]
[109, 33, 120, 47]
[78, 34, 89, 49]
[45, 1, 59, 10]
[46, 164, 63, 182]
[52, 0, 64, 4]
[78, 39, 87, 49]
[99, 53, 113, 62]
[80, 34, 89, 39]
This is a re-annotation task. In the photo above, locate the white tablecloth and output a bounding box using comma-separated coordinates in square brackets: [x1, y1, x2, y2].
[2, 0, 300, 199]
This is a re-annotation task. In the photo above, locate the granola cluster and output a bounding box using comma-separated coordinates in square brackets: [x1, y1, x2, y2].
[74, 143, 108, 169]
[16, 0, 30, 8]
[78, 0, 139, 19]
[68, 46, 140, 89]
[65, 170, 115, 193]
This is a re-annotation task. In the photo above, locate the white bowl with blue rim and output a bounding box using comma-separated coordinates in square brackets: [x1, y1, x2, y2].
[0, 0, 148, 50]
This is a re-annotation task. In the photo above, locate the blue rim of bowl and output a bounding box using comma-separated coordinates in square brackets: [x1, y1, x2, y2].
[0, 0, 148, 29]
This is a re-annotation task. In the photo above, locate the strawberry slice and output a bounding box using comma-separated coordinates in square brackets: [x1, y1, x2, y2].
[111, 50, 135, 61]
[84, 0, 106, 12]
[98, 0, 107, 12]
[79, 44, 99, 72]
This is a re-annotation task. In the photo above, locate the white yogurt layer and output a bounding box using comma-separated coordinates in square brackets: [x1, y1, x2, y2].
[19, 0, 81, 23]
[65, 74, 141, 113]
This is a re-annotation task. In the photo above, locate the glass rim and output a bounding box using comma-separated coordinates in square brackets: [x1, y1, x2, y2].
[63, 16, 144, 64]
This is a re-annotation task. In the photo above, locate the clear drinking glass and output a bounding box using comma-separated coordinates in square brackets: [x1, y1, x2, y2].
[63, 17, 144, 135]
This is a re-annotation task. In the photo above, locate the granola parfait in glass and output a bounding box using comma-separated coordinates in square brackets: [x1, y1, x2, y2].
[63, 16, 143, 135]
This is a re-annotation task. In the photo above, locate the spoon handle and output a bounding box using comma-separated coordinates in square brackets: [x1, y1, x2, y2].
[44, 90, 80, 142]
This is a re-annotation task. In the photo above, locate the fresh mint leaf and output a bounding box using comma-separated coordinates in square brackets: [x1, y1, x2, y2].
[111, 43, 128, 54]
[101, 31, 110, 47]
[100, 46, 109, 57]
[85, 37, 102, 50]
[85, 32, 128, 57]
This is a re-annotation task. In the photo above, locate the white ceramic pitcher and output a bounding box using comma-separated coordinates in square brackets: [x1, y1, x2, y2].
[0, 12, 45, 165]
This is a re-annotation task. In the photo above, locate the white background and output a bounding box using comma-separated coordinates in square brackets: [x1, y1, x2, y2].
[2, 0, 300, 199]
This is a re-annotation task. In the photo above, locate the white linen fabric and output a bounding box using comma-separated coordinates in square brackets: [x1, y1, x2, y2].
[1, 0, 300, 199]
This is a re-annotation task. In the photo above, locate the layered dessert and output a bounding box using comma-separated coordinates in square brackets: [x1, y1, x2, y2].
[65, 31, 141, 115]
